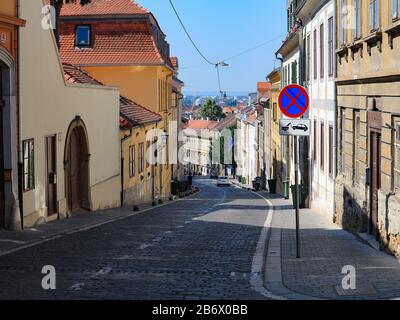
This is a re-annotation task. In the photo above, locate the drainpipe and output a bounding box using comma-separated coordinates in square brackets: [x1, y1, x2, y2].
[164, 71, 173, 198]
[120, 128, 133, 207]
[275, 52, 285, 187]
[16, 0, 23, 229]
[333, 0, 338, 221]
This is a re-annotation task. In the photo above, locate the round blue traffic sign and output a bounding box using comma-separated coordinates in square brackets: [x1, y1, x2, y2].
[278, 84, 309, 119]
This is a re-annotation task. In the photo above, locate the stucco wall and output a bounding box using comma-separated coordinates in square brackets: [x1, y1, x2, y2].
[19, 0, 121, 225]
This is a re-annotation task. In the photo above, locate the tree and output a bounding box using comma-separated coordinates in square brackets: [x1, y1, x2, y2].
[50, 0, 92, 48]
[199, 99, 226, 121]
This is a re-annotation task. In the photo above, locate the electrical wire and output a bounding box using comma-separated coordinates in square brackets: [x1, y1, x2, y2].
[168, 0, 216, 66]
[223, 34, 286, 62]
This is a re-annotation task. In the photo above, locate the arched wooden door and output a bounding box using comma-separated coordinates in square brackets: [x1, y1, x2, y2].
[0, 68, 4, 228]
[65, 119, 90, 213]
[69, 128, 81, 211]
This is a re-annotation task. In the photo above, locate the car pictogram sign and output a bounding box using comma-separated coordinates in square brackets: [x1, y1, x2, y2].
[278, 84, 310, 119]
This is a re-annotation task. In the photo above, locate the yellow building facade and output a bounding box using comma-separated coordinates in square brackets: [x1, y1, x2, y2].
[60, 1, 178, 199]
[267, 69, 283, 195]
[335, 0, 400, 256]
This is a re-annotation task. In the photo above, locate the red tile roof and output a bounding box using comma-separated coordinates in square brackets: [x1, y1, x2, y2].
[183, 119, 219, 130]
[257, 82, 271, 99]
[120, 96, 162, 127]
[62, 64, 160, 127]
[63, 63, 104, 85]
[61, 0, 149, 16]
[60, 22, 171, 66]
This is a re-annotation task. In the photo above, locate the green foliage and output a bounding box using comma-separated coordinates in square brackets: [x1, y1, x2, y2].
[199, 99, 226, 121]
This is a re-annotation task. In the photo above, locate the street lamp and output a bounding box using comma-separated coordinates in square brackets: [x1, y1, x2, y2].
[215, 61, 229, 99]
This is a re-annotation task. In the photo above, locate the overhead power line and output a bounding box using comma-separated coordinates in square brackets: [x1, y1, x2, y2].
[180, 34, 286, 70]
[223, 34, 286, 62]
[168, 0, 216, 66]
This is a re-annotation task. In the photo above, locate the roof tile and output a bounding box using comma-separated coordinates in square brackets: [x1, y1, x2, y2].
[61, 0, 148, 16]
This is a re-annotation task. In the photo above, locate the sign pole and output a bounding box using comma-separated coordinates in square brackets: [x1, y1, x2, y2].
[294, 135, 301, 259]
[278, 84, 310, 260]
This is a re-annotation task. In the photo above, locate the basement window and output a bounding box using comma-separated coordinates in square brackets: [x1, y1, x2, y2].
[75, 25, 91, 47]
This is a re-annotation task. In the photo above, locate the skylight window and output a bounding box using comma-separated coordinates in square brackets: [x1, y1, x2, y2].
[75, 25, 91, 47]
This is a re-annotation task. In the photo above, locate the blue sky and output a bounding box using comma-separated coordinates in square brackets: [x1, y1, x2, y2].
[138, 0, 287, 95]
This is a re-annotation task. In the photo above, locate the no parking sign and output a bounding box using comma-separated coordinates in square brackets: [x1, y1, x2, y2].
[278, 84, 309, 119]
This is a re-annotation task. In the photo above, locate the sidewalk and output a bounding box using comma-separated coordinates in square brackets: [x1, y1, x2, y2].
[261, 193, 400, 300]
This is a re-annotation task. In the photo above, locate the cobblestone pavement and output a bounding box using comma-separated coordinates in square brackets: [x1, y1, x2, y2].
[0, 178, 270, 300]
[265, 195, 400, 300]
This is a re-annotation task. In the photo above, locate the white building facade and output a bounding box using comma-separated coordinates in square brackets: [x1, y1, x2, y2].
[298, 0, 336, 220]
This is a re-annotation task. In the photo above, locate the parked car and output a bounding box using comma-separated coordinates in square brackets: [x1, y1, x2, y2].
[210, 170, 218, 179]
[217, 176, 230, 187]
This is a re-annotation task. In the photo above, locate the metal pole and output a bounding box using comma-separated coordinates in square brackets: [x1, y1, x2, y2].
[294, 135, 301, 259]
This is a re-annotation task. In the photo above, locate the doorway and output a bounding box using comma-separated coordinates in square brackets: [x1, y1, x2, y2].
[46, 135, 57, 216]
[65, 119, 90, 213]
[0, 68, 4, 228]
[369, 131, 381, 239]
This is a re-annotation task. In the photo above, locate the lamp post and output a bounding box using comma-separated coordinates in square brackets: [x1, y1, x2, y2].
[215, 61, 229, 99]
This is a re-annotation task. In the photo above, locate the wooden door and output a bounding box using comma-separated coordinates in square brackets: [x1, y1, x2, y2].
[46, 136, 57, 216]
[0, 68, 4, 229]
[69, 129, 81, 212]
[370, 132, 381, 239]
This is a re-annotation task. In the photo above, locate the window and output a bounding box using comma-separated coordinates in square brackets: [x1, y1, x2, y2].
[370, 0, 380, 32]
[341, 108, 346, 173]
[329, 125, 334, 178]
[291, 60, 298, 84]
[328, 17, 334, 77]
[273, 103, 277, 122]
[313, 29, 317, 80]
[354, 0, 362, 39]
[307, 34, 311, 81]
[138, 143, 144, 174]
[129, 145, 135, 178]
[393, 0, 400, 20]
[354, 113, 361, 182]
[321, 122, 325, 171]
[320, 23, 324, 79]
[341, 0, 348, 45]
[23, 139, 35, 191]
[314, 120, 318, 162]
[146, 141, 151, 168]
[75, 26, 91, 46]
[395, 121, 400, 189]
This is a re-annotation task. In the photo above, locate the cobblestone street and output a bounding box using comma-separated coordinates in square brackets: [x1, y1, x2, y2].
[0, 179, 269, 300]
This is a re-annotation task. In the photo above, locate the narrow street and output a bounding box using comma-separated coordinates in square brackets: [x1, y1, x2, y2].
[0, 179, 269, 300]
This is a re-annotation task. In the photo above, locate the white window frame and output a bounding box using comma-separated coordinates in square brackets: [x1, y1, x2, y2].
[393, 0, 400, 20]
[354, 0, 362, 40]
[341, 0, 348, 45]
[370, 0, 380, 32]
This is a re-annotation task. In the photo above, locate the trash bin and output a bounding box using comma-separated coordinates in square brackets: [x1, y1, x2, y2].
[171, 180, 177, 196]
[268, 179, 277, 194]
[283, 180, 290, 200]
[290, 184, 306, 208]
